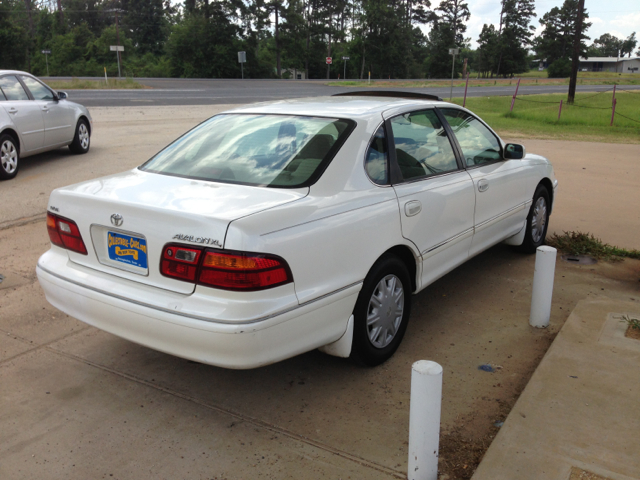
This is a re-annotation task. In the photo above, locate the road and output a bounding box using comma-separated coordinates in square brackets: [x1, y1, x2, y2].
[43, 77, 640, 107]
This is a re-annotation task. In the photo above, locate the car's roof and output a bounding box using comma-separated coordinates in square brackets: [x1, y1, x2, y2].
[227, 95, 457, 119]
[0, 70, 31, 76]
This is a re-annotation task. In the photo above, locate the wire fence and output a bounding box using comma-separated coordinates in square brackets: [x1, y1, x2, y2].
[510, 85, 640, 125]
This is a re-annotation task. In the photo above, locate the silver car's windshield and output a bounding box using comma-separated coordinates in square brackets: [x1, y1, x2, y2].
[140, 114, 355, 188]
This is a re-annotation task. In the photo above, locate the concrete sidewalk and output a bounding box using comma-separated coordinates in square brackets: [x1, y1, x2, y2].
[472, 296, 640, 480]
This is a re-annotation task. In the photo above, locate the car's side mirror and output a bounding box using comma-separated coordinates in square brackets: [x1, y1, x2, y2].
[57, 91, 68, 100]
[504, 143, 526, 160]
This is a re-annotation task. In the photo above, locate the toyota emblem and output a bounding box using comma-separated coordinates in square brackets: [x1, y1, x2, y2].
[110, 213, 123, 227]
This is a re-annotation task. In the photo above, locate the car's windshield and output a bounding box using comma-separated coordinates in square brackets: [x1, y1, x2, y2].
[140, 114, 354, 188]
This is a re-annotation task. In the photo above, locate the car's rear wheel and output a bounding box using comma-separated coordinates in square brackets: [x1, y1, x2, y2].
[351, 255, 412, 366]
[518, 184, 550, 253]
[0, 134, 19, 180]
[69, 119, 90, 154]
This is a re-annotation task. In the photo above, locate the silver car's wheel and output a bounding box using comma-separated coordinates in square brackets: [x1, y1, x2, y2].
[367, 274, 405, 348]
[78, 123, 89, 150]
[0, 135, 19, 180]
[1, 139, 18, 174]
[69, 119, 90, 154]
[530, 196, 547, 244]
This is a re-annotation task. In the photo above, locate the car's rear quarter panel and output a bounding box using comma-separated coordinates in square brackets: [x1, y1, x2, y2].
[225, 117, 420, 306]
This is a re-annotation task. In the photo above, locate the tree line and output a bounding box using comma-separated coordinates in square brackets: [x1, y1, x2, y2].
[0, 0, 637, 79]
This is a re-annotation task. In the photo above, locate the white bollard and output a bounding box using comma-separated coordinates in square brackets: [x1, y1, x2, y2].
[529, 245, 557, 328]
[408, 360, 443, 480]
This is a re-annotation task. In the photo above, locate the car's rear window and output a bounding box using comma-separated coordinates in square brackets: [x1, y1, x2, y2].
[140, 114, 355, 188]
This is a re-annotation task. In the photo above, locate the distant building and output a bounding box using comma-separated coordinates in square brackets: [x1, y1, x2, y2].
[579, 57, 640, 73]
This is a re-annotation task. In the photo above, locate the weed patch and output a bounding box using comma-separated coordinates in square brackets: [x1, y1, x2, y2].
[546, 231, 640, 261]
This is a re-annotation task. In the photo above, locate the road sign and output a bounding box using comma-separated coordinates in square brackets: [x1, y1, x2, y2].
[342, 56, 350, 60]
[41, 50, 51, 55]
[110, 45, 124, 52]
[238, 51, 246, 63]
[448, 48, 459, 55]
[326, 57, 332, 65]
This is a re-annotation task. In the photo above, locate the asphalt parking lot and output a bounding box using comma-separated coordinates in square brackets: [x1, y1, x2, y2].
[1, 106, 640, 479]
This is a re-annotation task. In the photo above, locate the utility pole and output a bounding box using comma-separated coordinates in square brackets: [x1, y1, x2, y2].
[567, 0, 585, 104]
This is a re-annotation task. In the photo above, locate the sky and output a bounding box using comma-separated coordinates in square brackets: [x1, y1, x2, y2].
[460, 0, 640, 49]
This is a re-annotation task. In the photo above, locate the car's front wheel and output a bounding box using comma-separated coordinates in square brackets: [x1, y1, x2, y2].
[519, 184, 550, 253]
[351, 255, 412, 366]
[69, 119, 90, 154]
[0, 134, 19, 180]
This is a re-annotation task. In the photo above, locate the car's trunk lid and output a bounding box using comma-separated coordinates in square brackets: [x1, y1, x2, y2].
[49, 169, 308, 294]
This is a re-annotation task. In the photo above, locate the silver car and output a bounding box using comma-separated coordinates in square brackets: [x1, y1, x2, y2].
[0, 70, 92, 180]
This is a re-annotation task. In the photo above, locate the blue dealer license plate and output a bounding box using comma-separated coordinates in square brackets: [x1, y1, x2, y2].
[107, 231, 148, 269]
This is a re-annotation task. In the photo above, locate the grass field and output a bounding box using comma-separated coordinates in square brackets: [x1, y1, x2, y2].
[46, 78, 145, 90]
[450, 91, 640, 143]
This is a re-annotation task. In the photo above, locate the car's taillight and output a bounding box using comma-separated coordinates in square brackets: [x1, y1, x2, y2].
[159, 244, 293, 291]
[160, 244, 202, 282]
[199, 251, 292, 291]
[47, 212, 87, 255]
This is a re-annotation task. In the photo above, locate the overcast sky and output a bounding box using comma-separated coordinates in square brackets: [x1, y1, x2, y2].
[456, 0, 640, 49]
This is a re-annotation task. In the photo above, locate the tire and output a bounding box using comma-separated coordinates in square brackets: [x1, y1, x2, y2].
[0, 134, 19, 180]
[350, 255, 412, 367]
[69, 118, 90, 154]
[518, 184, 550, 253]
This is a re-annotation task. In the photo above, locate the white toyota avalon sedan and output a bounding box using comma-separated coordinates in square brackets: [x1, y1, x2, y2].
[36, 92, 557, 369]
[0, 70, 92, 180]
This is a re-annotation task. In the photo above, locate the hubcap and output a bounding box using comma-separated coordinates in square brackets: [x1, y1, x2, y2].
[366, 274, 405, 349]
[79, 124, 89, 149]
[1, 140, 18, 174]
[531, 196, 547, 243]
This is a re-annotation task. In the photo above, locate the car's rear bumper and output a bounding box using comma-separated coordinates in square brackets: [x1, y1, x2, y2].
[36, 252, 360, 369]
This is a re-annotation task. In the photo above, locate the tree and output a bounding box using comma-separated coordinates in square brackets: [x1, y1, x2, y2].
[121, 0, 169, 56]
[534, 0, 590, 65]
[0, 0, 29, 70]
[620, 32, 637, 58]
[589, 33, 622, 57]
[475, 23, 499, 77]
[435, 0, 469, 46]
[495, 0, 536, 76]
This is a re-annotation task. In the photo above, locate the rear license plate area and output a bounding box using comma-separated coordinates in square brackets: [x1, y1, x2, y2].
[107, 231, 148, 269]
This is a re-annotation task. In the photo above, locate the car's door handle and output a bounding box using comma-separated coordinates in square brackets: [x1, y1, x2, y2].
[404, 200, 422, 217]
[42, 107, 49, 112]
[8, 108, 18, 114]
[478, 179, 489, 192]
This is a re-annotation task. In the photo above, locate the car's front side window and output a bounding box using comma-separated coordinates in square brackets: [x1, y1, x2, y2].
[20, 76, 54, 101]
[389, 109, 459, 182]
[439, 108, 501, 167]
[0, 76, 29, 101]
[140, 114, 354, 188]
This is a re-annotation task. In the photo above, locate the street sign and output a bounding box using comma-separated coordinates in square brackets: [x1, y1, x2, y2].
[238, 51, 246, 63]
[41, 50, 51, 55]
[342, 56, 350, 60]
[110, 45, 124, 52]
[326, 57, 332, 65]
[448, 48, 459, 55]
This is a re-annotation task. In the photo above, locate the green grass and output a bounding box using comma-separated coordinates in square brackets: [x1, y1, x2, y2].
[46, 77, 145, 90]
[546, 231, 640, 261]
[449, 91, 640, 143]
[620, 314, 640, 331]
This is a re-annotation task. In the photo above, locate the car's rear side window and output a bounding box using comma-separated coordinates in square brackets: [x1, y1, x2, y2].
[365, 125, 389, 185]
[389, 109, 459, 181]
[0, 76, 29, 101]
[140, 114, 354, 188]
